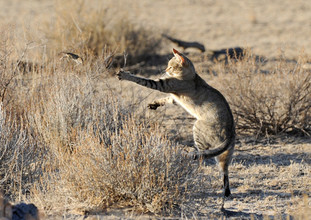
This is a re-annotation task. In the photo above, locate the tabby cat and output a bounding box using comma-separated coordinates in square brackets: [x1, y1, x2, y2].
[117, 49, 235, 202]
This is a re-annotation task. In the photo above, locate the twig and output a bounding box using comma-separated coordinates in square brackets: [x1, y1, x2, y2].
[123, 51, 128, 68]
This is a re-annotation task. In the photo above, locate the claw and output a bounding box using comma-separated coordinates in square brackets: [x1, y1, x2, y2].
[148, 103, 159, 110]
[116, 69, 125, 80]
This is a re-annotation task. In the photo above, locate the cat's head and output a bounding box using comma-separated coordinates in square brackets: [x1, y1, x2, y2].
[165, 49, 196, 80]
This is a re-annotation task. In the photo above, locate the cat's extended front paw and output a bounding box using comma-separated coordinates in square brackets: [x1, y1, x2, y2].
[148, 103, 160, 110]
[116, 69, 131, 81]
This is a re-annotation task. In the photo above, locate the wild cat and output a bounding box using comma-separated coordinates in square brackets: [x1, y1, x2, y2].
[117, 49, 235, 204]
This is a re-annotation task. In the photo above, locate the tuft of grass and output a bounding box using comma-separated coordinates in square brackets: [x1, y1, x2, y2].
[31, 115, 194, 215]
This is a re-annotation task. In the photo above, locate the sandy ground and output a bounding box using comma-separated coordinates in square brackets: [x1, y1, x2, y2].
[0, 0, 310, 219]
[119, 0, 311, 59]
[1, 0, 311, 58]
[2, 0, 311, 58]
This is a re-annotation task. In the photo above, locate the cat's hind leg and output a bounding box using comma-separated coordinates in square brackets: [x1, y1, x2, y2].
[216, 146, 234, 199]
[193, 120, 234, 205]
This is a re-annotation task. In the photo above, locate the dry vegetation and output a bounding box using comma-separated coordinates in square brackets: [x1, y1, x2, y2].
[45, 0, 161, 64]
[206, 50, 311, 137]
[0, 0, 310, 219]
[0, 10, 194, 217]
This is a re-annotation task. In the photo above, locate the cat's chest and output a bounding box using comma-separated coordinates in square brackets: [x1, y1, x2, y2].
[171, 94, 202, 119]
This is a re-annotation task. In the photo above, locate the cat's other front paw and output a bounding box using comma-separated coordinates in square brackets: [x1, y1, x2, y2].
[148, 103, 160, 110]
[116, 69, 130, 81]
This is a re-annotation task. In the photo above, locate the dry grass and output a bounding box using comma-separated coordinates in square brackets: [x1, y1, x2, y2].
[44, 0, 161, 64]
[31, 115, 195, 215]
[0, 27, 195, 217]
[25, 69, 195, 215]
[206, 50, 311, 137]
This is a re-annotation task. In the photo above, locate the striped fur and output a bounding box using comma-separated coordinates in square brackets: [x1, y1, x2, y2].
[117, 49, 235, 200]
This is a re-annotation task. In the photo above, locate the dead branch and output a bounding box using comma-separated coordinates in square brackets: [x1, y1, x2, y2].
[162, 34, 205, 52]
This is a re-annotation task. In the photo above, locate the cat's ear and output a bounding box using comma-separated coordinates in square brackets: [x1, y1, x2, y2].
[173, 48, 188, 66]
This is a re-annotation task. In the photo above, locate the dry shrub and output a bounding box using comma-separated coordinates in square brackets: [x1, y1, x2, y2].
[0, 25, 192, 215]
[45, 0, 161, 64]
[12, 55, 194, 215]
[0, 103, 26, 196]
[32, 115, 193, 215]
[0, 28, 45, 201]
[209, 50, 311, 136]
